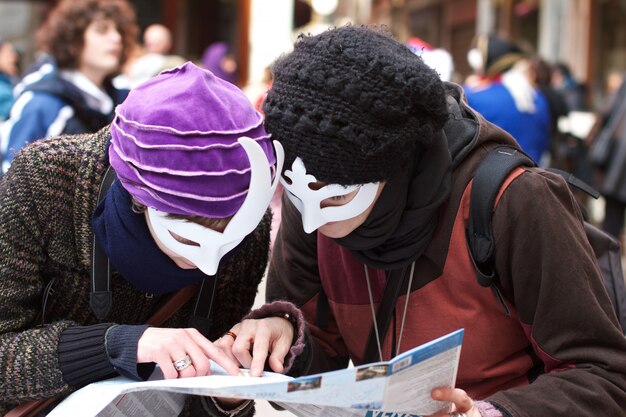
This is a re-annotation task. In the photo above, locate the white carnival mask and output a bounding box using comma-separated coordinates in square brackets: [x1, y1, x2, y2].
[281, 157, 379, 234]
[147, 136, 284, 275]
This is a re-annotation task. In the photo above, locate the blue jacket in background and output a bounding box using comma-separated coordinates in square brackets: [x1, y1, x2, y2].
[0, 72, 15, 120]
[0, 57, 128, 173]
[464, 82, 551, 164]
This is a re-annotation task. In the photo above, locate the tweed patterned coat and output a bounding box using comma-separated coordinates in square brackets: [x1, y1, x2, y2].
[0, 127, 271, 415]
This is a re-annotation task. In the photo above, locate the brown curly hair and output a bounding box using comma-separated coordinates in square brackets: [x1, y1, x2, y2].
[36, 0, 138, 70]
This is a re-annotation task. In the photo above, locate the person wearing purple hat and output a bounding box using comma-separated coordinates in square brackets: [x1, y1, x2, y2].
[0, 62, 305, 416]
[201, 42, 238, 85]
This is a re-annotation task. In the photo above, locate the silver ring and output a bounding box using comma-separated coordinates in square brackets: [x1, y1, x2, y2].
[450, 413, 467, 417]
[172, 355, 192, 371]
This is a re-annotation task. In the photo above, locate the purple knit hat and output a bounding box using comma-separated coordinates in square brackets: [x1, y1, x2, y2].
[109, 62, 276, 218]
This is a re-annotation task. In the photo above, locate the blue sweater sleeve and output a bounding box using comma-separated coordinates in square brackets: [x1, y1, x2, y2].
[105, 324, 155, 380]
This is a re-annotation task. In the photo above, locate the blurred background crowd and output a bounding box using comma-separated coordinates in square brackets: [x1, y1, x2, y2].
[0, 0, 626, 243]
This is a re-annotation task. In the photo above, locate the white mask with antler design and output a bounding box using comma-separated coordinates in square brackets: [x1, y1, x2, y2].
[281, 157, 379, 234]
[147, 137, 284, 275]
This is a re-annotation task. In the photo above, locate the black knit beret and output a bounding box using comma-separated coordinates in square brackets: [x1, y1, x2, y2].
[263, 25, 449, 185]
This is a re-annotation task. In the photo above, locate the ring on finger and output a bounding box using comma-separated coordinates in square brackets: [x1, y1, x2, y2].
[224, 330, 237, 339]
[450, 412, 467, 417]
[172, 354, 192, 371]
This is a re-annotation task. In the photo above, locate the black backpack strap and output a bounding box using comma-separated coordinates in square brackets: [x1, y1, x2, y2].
[467, 146, 535, 313]
[545, 167, 601, 222]
[546, 167, 600, 199]
[90, 166, 117, 320]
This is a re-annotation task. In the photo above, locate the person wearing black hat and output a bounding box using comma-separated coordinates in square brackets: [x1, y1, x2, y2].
[232, 25, 626, 417]
[464, 34, 551, 164]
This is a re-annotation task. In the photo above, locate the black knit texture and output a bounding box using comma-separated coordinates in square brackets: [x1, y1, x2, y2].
[58, 323, 117, 388]
[263, 25, 449, 185]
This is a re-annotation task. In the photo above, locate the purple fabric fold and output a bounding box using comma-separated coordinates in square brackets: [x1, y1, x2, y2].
[118, 62, 259, 132]
[113, 115, 270, 149]
[111, 121, 274, 176]
[109, 62, 274, 218]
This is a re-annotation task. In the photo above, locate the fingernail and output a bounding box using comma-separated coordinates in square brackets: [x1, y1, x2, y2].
[433, 389, 442, 399]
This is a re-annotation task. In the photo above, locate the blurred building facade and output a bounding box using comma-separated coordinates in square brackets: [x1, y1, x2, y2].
[4, 0, 259, 87]
[0, 0, 623, 106]
[370, 0, 625, 108]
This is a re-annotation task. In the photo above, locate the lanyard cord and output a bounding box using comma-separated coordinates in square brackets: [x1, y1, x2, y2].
[397, 261, 416, 354]
[364, 264, 383, 362]
[364, 261, 416, 362]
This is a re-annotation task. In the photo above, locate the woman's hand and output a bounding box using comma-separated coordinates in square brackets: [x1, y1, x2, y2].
[214, 317, 294, 377]
[137, 327, 242, 379]
[427, 387, 480, 417]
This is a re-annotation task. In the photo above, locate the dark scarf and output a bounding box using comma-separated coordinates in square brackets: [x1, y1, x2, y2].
[92, 181, 208, 294]
[337, 132, 452, 270]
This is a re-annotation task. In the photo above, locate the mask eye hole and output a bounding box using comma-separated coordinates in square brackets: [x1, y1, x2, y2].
[320, 187, 360, 208]
[308, 181, 326, 191]
[169, 231, 200, 247]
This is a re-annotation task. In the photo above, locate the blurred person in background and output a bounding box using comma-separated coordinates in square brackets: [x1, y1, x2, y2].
[143, 23, 173, 55]
[528, 56, 568, 141]
[122, 23, 186, 89]
[406, 36, 454, 82]
[201, 42, 238, 86]
[0, 0, 137, 175]
[464, 34, 551, 164]
[605, 70, 624, 98]
[529, 57, 595, 195]
[552, 62, 587, 112]
[0, 38, 20, 121]
[587, 72, 626, 239]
